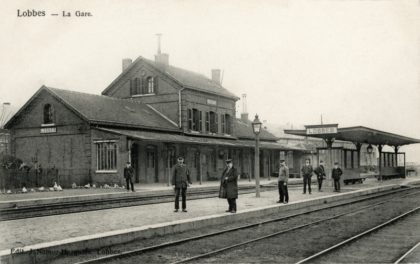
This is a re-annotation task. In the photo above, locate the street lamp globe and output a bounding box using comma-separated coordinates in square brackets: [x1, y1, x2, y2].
[252, 114, 262, 135]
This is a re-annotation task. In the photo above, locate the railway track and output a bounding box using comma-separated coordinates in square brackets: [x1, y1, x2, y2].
[66, 186, 420, 264]
[0, 184, 278, 221]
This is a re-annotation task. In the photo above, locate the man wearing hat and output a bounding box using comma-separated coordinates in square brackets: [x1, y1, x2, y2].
[301, 158, 313, 194]
[219, 158, 238, 213]
[124, 161, 135, 192]
[314, 160, 326, 192]
[277, 159, 289, 204]
[332, 162, 343, 192]
[172, 156, 192, 212]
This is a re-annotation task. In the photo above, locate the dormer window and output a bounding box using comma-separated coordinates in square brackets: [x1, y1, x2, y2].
[130, 76, 158, 96]
[43, 104, 54, 124]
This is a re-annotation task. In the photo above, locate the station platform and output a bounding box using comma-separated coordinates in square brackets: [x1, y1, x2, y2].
[1, 177, 419, 263]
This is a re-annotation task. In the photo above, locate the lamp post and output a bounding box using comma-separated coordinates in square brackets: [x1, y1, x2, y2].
[252, 114, 262, 198]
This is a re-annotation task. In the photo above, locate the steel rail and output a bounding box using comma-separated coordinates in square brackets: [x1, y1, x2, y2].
[394, 242, 420, 264]
[73, 187, 419, 264]
[295, 207, 420, 264]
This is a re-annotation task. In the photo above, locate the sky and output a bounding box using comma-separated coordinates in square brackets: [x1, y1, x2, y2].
[0, 0, 419, 161]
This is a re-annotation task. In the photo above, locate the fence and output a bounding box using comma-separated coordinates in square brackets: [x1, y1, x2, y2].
[0, 167, 91, 190]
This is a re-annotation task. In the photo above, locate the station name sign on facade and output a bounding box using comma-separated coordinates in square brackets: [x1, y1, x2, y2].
[305, 124, 338, 135]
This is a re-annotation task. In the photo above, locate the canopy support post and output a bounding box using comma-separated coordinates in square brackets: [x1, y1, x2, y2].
[377, 144, 383, 182]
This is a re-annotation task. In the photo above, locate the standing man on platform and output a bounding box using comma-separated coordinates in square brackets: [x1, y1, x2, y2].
[314, 160, 326, 192]
[219, 158, 238, 213]
[172, 156, 192, 212]
[277, 159, 289, 204]
[124, 161, 135, 192]
[332, 162, 343, 192]
[301, 158, 313, 194]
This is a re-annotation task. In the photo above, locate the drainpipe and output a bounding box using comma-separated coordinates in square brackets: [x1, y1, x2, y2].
[178, 87, 185, 129]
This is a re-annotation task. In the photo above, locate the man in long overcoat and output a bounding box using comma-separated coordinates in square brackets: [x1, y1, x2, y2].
[219, 158, 238, 213]
[171, 156, 192, 212]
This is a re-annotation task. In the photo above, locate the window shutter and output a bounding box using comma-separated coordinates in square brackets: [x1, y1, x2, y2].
[187, 109, 192, 130]
[130, 79, 135, 95]
[215, 114, 218, 133]
[141, 77, 146, 94]
[153, 77, 158, 94]
[199, 111, 202, 132]
[136, 78, 141, 95]
[205, 112, 210, 132]
[221, 114, 225, 133]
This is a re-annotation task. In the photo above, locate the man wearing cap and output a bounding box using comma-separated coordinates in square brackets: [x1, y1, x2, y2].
[277, 159, 289, 204]
[332, 162, 343, 192]
[219, 158, 238, 213]
[301, 158, 313, 194]
[124, 162, 135, 192]
[172, 156, 192, 212]
[314, 160, 326, 192]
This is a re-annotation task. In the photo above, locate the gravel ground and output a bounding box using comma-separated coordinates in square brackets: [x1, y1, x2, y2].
[310, 207, 420, 264]
[49, 188, 419, 264]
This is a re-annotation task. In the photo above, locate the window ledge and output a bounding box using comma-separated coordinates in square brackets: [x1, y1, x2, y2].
[95, 170, 118, 174]
[131, 93, 155, 98]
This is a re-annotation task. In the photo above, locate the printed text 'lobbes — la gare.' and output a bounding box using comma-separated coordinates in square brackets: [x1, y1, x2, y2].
[17, 9, 92, 17]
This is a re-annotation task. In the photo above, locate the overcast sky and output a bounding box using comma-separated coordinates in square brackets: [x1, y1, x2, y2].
[1, 0, 419, 161]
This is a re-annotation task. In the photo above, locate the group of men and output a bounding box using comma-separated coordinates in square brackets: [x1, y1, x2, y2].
[277, 158, 343, 203]
[124, 156, 343, 213]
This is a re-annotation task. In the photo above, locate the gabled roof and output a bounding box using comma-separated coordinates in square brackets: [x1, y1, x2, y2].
[102, 56, 240, 100]
[5, 86, 179, 132]
[233, 118, 278, 141]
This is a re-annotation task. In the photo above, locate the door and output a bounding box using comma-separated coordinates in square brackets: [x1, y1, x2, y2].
[130, 143, 140, 183]
[146, 145, 158, 183]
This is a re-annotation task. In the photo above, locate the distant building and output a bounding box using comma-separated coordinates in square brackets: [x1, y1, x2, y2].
[5, 51, 307, 186]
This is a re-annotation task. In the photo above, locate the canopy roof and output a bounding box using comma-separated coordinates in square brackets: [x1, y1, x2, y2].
[284, 126, 420, 147]
[96, 127, 306, 151]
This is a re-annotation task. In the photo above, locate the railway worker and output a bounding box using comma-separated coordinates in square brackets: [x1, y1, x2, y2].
[124, 161, 135, 192]
[172, 156, 192, 212]
[277, 159, 289, 204]
[219, 158, 238, 213]
[314, 160, 326, 192]
[332, 162, 343, 192]
[301, 158, 313, 194]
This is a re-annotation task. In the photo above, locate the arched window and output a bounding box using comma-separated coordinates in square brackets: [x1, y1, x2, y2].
[43, 104, 54, 124]
[147, 77, 154, 94]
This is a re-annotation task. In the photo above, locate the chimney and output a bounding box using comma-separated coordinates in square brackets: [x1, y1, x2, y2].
[211, 69, 221, 84]
[240, 93, 249, 122]
[154, 33, 169, 68]
[122, 58, 132, 72]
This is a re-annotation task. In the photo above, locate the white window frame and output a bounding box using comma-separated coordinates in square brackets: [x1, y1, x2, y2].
[95, 140, 118, 173]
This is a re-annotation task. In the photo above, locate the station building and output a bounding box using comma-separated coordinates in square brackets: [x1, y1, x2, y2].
[5, 51, 307, 187]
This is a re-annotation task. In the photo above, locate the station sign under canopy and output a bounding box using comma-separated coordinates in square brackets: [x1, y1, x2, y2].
[305, 124, 338, 136]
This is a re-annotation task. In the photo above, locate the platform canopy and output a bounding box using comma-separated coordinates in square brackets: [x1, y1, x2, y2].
[284, 125, 420, 147]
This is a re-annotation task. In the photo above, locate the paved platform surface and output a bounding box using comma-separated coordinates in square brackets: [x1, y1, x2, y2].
[0, 177, 419, 252]
[0, 179, 281, 202]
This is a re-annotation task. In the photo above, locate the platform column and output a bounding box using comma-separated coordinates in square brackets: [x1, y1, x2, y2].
[377, 144, 383, 182]
[325, 137, 335, 182]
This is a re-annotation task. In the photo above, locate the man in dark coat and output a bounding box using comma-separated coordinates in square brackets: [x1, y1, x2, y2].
[124, 162, 135, 192]
[332, 162, 343, 192]
[301, 158, 313, 194]
[314, 160, 326, 192]
[219, 158, 238, 213]
[171, 156, 192, 212]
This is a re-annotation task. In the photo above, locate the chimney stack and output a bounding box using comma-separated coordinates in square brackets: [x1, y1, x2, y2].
[154, 33, 169, 68]
[241, 93, 249, 123]
[211, 69, 221, 84]
[122, 58, 132, 72]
